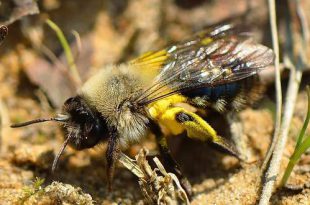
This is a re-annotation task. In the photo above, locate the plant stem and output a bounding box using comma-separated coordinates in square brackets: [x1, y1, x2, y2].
[261, 0, 283, 171]
[259, 0, 307, 203]
[259, 66, 302, 205]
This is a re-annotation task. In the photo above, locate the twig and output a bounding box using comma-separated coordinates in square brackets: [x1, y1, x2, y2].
[261, 0, 282, 171]
[259, 67, 302, 205]
[259, 0, 308, 204]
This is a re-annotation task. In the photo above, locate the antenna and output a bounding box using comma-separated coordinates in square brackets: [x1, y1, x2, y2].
[10, 114, 70, 128]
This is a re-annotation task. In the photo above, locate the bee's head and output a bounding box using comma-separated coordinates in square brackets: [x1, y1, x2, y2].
[11, 96, 109, 171]
[62, 96, 109, 150]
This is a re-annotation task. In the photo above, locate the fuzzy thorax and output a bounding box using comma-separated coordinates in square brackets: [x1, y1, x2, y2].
[79, 64, 149, 148]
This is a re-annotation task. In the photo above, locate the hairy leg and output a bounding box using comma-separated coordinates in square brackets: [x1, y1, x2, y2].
[150, 121, 193, 197]
[106, 126, 120, 191]
[160, 107, 240, 158]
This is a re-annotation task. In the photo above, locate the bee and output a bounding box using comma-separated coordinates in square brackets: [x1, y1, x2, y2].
[11, 24, 274, 195]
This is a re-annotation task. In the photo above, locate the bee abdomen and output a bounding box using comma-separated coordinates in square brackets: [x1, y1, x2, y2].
[183, 76, 263, 112]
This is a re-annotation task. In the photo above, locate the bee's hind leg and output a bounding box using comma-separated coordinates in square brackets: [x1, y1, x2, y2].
[225, 112, 253, 162]
[150, 121, 193, 197]
[163, 107, 240, 159]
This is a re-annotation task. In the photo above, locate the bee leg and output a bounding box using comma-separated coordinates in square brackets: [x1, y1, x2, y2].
[106, 127, 120, 191]
[150, 121, 193, 198]
[179, 110, 239, 158]
[226, 112, 251, 161]
[161, 107, 240, 159]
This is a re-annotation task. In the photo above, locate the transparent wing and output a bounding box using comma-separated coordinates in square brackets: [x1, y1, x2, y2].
[131, 24, 274, 105]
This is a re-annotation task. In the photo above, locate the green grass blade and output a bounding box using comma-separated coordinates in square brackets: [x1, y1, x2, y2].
[280, 86, 310, 187]
[295, 86, 310, 149]
[45, 19, 82, 85]
[281, 135, 310, 187]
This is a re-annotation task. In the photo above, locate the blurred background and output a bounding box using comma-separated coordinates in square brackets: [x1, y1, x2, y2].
[0, 0, 309, 204]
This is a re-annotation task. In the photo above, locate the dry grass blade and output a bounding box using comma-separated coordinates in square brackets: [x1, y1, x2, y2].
[118, 149, 190, 205]
[152, 157, 190, 204]
[118, 152, 144, 178]
[71, 30, 82, 63]
[261, 0, 282, 172]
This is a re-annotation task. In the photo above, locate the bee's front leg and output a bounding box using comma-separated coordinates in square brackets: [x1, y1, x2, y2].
[150, 121, 193, 198]
[106, 126, 120, 191]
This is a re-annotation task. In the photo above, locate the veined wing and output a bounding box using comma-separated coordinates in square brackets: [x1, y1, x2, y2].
[130, 24, 274, 106]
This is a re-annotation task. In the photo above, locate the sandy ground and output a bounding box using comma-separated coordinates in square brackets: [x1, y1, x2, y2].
[0, 0, 309, 204]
